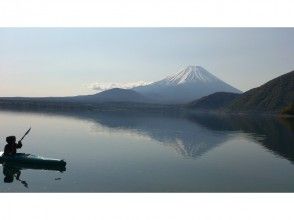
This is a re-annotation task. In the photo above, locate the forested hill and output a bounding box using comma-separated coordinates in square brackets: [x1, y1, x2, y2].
[228, 70, 294, 113]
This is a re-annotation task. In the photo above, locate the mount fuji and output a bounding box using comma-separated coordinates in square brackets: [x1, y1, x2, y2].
[133, 66, 241, 104]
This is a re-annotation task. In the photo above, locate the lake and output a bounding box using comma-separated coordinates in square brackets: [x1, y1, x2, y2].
[0, 109, 293, 192]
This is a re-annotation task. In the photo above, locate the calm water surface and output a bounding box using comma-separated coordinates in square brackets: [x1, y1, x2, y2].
[0, 109, 293, 192]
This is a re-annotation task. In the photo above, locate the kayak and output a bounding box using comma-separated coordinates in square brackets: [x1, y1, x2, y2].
[0, 151, 66, 172]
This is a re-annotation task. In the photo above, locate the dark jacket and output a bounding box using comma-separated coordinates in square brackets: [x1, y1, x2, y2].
[4, 142, 22, 156]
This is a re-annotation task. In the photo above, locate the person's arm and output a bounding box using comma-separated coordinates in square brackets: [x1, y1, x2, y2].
[4, 145, 9, 155]
[17, 141, 22, 149]
[16, 171, 21, 180]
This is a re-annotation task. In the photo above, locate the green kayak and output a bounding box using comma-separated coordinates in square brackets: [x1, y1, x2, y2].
[0, 151, 66, 172]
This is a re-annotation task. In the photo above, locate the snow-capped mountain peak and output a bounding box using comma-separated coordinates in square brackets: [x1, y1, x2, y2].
[162, 65, 219, 85]
[133, 65, 241, 104]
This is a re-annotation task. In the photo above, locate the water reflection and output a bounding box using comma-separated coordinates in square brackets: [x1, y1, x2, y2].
[65, 111, 293, 162]
[1, 109, 293, 163]
[0, 156, 66, 187]
[3, 164, 28, 188]
[189, 114, 294, 162]
[0, 109, 294, 192]
[91, 113, 230, 158]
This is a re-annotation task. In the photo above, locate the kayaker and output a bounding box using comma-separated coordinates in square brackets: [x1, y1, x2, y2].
[4, 136, 22, 156]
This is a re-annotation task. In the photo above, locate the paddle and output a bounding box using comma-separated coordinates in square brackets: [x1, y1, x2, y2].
[15, 171, 29, 188]
[19, 127, 31, 142]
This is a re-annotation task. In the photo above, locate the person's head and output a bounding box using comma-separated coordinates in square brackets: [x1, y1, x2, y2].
[6, 136, 16, 144]
[4, 176, 14, 183]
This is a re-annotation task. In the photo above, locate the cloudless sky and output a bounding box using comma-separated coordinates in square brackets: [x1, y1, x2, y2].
[0, 28, 293, 96]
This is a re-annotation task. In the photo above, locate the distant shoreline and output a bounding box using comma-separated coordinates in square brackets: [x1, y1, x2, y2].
[0, 98, 290, 117]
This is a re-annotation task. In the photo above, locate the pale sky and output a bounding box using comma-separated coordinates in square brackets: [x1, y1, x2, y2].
[0, 28, 293, 97]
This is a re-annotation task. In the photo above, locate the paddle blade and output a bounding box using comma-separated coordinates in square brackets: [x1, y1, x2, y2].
[20, 127, 31, 141]
[24, 127, 31, 136]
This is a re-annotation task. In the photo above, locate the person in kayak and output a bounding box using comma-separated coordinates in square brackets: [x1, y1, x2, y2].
[4, 136, 22, 156]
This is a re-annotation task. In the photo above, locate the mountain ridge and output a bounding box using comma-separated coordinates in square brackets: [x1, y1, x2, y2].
[0, 88, 150, 104]
[228, 70, 294, 113]
[188, 70, 294, 114]
[188, 92, 241, 110]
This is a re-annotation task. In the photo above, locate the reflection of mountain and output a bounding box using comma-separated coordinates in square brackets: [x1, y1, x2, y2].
[0, 109, 229, 158]
[189, 114, 294, 162]
[1, 108, 293, 162]
[62, 111, 294, 162]
[88, 113, 229, 158]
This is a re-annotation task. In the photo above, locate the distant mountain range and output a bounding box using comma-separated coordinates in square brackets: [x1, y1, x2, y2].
[0, 66, 293, 115]
[0, 88, 150, 104]
[71, 88, 150, 103]
[134, 66, 241, 104]
[0, 65, 241, 105]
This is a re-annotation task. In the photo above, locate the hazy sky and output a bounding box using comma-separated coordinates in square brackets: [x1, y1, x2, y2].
[0, 28, 293, 97]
